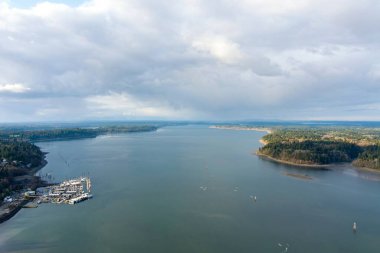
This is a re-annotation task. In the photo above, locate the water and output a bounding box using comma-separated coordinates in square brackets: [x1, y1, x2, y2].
[0, 125, 379, 253]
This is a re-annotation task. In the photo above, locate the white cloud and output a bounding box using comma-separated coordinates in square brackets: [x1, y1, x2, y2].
[0, 83, 30, 93]
[192, 35, 243, 64]
[86, 92, 195, 119]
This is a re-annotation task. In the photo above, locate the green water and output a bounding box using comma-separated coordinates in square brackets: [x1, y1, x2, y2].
[0, 126, 380, 253]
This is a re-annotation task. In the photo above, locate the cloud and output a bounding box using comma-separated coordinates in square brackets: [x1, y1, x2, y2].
[85, 92, 195, 119]
[192, 35, 243, 64]
[0, 0, 379, 121]
[0, 83, 30, 93]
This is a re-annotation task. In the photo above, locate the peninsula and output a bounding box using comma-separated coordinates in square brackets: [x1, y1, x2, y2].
[213, 125, 380, 170]
[259, 128, 380, 170]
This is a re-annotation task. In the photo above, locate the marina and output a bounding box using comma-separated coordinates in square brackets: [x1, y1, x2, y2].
[1, 176, 92, 224]
[26, 177, 93, 206]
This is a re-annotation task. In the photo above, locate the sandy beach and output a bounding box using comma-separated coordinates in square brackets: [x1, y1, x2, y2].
[256, 151, 331, 168]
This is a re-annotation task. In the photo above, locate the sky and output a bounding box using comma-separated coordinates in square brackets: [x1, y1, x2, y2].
[0, 0, 379, 122]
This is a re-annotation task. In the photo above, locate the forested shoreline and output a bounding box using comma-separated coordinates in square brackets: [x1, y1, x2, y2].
[257, 128, 380, 170]
[0, 125, 158, 142]
[0, 140, 45, 200]
[0, 125, 158, 200]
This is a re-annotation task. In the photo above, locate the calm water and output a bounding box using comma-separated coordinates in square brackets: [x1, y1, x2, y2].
[0, 126, 380, 253]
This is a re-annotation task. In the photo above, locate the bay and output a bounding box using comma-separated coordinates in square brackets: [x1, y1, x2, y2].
[0, 125, 379, 253]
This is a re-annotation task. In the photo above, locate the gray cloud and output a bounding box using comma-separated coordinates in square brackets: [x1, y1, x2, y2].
[0, 0, 379, 121]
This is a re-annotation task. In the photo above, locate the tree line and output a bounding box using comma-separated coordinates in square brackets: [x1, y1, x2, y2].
[259, 128, 380, 169]
[0, 125, 158, 142]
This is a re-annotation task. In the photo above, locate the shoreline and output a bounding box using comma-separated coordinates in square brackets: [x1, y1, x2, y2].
[0, 199, 30, 224]
[30, 153, 48, 175]
[256, 151, 332, 169]
[256, 151, 380, 174]
[351, 164, 380, 174]
[259, 139, 268, 145]
[0, 155, 48, 224]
